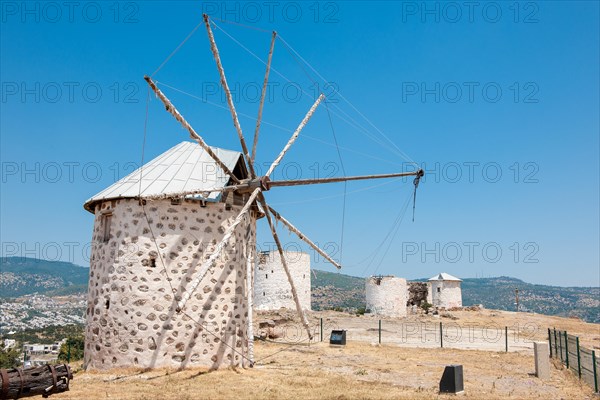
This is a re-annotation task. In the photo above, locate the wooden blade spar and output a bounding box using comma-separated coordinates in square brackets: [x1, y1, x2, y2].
[245, 244, 255, 367]
[144, 75, 241, 184]
[267, 205, 341, 269]
[203, 14, 256, 178]
[259, 194, 314, 340]
[251, 31, 277, 164]
[265, 94, 325, 178]
[267, 170, 424, 188]
[176, 187, 261, 312]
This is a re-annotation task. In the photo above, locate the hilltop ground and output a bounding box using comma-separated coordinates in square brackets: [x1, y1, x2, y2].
[53, 309, 599, 400]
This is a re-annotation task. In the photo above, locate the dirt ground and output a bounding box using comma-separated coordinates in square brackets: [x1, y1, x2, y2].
[256, 308, 600, 351]
[53, 309, 599, 400]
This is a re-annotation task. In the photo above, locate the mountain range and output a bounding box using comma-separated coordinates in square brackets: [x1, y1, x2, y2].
[1, 257, 598, 323]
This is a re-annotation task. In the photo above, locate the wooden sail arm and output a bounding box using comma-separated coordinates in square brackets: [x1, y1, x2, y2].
[259, 194, 313, 340]
[144, 75, 241, 184]
[267, 205, 341, 269]
[267, 169, 424, 188]
[265, 94, 325, 178]
[176, 187, 261, 312]
[161, 170, 424, 197]
[251, 30, 277, 164]
[203, 14, 256, 178]
[245, 244, 255, 367]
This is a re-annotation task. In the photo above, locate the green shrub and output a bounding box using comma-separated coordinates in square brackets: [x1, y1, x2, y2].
[58, 336, 85, 363]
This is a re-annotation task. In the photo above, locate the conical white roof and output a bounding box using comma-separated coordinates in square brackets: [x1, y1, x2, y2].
[428, 272, 462, 282]
[84, 141, 245, 212]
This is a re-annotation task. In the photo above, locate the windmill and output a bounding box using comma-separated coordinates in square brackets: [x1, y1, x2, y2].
[83, 14, 423, 370]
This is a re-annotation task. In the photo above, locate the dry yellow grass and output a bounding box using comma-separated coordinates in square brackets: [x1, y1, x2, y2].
[53, 309, 599, 400]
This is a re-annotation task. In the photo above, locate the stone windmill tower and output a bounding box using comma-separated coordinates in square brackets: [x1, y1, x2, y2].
[82, 14, 424, 370]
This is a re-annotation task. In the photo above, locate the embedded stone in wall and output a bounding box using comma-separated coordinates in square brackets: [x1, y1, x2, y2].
[83, 198, 256, 370]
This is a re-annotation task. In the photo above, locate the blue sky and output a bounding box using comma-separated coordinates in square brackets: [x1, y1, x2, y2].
[1, 1, 598, 286]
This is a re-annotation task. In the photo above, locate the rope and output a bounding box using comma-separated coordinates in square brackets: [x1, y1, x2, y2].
[268, 177, 406, 206]
[371, 191, 413, 275]
[150, 20, 204, 77]
[154, 81, 406, 168]
[324, 100, 347, 266]
[138, 87, 150, 197]
[347, 188, 412, 274]
[180, 310, 254, 364]
[209, 15, 271, 33]
[149, 17, 417, 171]
[276, 35, 420, 167]
[209, 20, 406, 160]
[412, 172, 423, 222]
[253, 336, 313, 364]
[137, 88, 176, 296]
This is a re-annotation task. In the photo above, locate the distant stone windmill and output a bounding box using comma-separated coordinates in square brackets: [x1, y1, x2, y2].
[82, 14, 423, 370]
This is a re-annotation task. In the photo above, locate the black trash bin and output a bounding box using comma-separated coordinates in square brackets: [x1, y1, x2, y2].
[329, 330, 347, 345]
[439, 364, 464, 394]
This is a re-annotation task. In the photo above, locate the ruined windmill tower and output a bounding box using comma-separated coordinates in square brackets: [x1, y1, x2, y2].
[254, 251, 311, 311]
[82, 14, 424, 370]
[365, 276, 408, 317]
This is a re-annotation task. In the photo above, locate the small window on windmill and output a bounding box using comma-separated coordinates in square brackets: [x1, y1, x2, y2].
[100, 213, 112, 243]
[437, 287, 441, 293]
[150, 256, 157, 268]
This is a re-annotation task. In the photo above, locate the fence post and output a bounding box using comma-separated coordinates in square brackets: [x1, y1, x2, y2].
[548, 328, 552, 358]
[576, 336, 581, 378]
[564, 331, 569, 369]
[505, 326, 508, 352]
[440, 322, 443, 348]
[378, 320, 381, 344]
[593, 350, 598, 393]
[559, 331, 563, 362]
[320, 318, 323, 342]
[554, 328, 558, 357]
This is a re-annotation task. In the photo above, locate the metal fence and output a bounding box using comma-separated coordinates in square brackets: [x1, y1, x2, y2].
[549, 328, 599, 393]
[309, 317, 538, 353]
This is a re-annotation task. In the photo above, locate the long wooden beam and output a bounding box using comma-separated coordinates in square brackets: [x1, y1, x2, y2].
[151, 170, 424, 198]
[265, 94, 325, 178]
[251, 31, 277, 164]
[268, 205, 341, 269]
[259, 194, 313, 340]
[245, 244, 255, 367]
[268, 170, 424, 188]
[176, 187, 261, 312]
[203, 14, 256, 178]
[144, 75, 240, 184]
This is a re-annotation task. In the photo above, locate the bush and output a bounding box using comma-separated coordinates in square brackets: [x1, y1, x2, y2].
[0, 344, 21, 369]
[421, 302, 433, 314]
[356, 306, 367, 316]
[58, 336, 85, 363]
